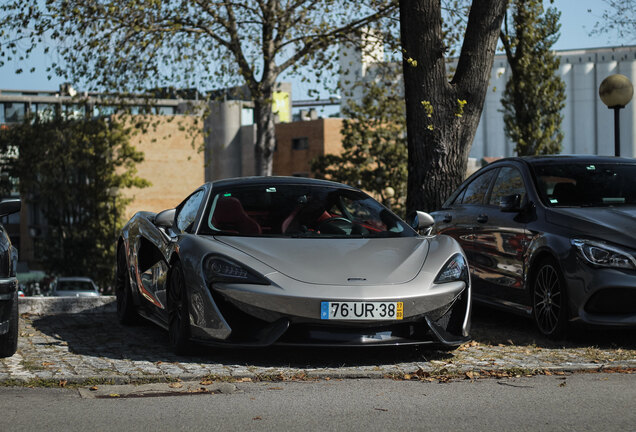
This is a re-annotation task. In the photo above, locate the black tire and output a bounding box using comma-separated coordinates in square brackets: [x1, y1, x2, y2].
[532, 257, 568, 339]
[0, 292, 18, 358]
[116, 244, 138, 325]
[167, 261, 192, 355]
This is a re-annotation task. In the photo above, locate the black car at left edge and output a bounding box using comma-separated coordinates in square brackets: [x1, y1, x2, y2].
[431, 155, 636, 339]
[0, 199, 20, 357]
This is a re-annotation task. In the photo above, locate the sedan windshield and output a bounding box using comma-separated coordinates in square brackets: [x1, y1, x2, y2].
[200, 184, 414, 238]
[532, 162, 636, 207]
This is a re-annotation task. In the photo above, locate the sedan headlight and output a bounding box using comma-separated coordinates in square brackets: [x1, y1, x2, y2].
[572, 239, 636, 270]
[204, 256, 269, 285]
[435, 254, 469, 284]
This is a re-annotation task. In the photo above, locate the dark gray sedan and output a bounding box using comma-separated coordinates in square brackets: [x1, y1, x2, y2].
[0, 199, 20, 357]
[432, 155, 636, 338]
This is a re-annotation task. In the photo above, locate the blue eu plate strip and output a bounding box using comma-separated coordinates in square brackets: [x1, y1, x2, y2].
[320, 302, 329, 319]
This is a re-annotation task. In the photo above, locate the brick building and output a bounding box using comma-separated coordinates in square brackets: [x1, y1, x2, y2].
[273, 118, 343, 177]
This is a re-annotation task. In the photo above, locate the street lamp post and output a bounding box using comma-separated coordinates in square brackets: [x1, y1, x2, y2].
[599, 74, 634, 157]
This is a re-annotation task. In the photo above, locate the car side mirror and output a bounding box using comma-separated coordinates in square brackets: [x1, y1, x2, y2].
[408, 211, 435, 236]
[154, 208, 176, 228]
[499, 194, 522, 212]
[0, 199, 21, 217]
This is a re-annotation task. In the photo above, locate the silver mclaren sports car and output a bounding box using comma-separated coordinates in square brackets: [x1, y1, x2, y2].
[116, 177, 471, 354]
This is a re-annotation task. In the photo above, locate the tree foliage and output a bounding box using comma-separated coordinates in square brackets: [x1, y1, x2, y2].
[500, 0, 565, 156]
[591, 0, 636, 42]
[399, 0, 508, 214]
[0, 116, 149, 288]
[311, 66, 407, 216]
[0, 0, 397, 176]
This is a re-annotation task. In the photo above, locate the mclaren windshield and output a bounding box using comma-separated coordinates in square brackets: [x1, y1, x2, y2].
[533, 162, 636, 207]
[200, 184, 414, 238]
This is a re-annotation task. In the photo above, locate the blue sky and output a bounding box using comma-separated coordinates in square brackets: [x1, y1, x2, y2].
[0, 0, 628, 94]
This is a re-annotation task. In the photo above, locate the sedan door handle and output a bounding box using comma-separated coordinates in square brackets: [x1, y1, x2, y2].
[476, 214, 488, 224]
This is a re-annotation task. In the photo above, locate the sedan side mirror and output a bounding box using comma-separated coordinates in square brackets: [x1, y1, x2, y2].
[499, 194, 522, 213]
[409, 211, 435, 236]
[154, 208, 176, 228]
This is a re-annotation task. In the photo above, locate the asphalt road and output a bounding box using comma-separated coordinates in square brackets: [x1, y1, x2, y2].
[2, 372, 635, 431]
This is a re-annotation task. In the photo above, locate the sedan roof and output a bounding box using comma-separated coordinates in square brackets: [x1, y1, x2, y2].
[209, 176, 357, 190]
[491, 155, 636, 166]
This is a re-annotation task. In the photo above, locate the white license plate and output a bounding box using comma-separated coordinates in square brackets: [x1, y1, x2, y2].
[320, 301, 403, 320]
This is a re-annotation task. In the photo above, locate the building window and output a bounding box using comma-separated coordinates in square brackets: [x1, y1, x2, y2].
[94, 105, 117, 117]
[156, 106, 176, 115]
[64, 104, 86, 120]
[34, 103, 57, 122]
[292, 137, 309, 150]
[4, 103, 26, 123]
[241, 107, 254, 126]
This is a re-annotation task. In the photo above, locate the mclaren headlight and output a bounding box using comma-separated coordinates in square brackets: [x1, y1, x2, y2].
[204, 256, 269, 285]
[435, 253, 469, 284]
[572, 239, 636, 270]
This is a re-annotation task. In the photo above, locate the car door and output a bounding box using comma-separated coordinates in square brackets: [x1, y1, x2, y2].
[471, 165, 532, 308]
[138, 188, 206, 313]
[434, 168, 498, 288]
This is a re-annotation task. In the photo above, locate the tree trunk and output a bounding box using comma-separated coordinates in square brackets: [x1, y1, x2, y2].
[253, 90, 277, 176]
[399, 0, 508, 214]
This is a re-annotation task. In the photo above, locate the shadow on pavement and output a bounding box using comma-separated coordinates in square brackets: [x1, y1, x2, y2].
[29, 304, 452, 369]
[470, 305, 636, 350]
[29, 303, 636, 369]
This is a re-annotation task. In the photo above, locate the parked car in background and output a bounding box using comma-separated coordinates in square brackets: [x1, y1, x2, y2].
[0, 199, 21, 357]
[117, 177, 471, 354]
[50, 277, 100, 297]
[431, 156, 636, 338]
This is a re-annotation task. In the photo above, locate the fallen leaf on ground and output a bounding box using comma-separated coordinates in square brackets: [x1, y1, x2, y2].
[109, 393, 120, 398]
[89, 386, 99, 391]
[200, 379, 214, 385]
[59, 380, 67, 387]
[268, 387, 283, 391]
[42, 362, 55, 366]
[465, 371, 480, 380]
[253, 417, 262, 421]
[169, 383, 183, 389]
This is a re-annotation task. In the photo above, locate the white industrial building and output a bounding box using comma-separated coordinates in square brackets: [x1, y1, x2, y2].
[340, 43, 636, 160]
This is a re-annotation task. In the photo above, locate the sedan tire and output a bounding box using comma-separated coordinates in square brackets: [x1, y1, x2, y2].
[0, 293, 18, 358]
[532, 257, 568, 339]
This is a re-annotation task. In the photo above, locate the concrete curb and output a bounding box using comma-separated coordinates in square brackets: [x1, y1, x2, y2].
[18, 296, 116, 315]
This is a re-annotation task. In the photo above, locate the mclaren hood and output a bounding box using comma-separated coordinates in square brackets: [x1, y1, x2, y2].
[215, 237, 430, 286]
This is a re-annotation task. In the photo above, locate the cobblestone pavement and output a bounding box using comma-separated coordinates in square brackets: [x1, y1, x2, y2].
[1, 306, 635, 384]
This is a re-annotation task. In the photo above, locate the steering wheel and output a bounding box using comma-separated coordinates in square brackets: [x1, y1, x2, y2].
[318, 217, 353, 234]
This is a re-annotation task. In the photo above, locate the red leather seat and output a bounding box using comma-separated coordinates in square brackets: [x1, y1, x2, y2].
[211, 197, 262, 235]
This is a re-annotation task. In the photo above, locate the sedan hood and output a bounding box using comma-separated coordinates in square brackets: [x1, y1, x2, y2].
[215, 236, 430, 286]
[547, 206, 636, 247]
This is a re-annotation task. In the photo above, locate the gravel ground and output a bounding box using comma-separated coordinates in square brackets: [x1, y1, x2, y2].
[1, 306, 634, 385]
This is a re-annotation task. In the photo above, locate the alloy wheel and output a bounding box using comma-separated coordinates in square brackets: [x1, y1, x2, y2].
[533, 261, 565, 337]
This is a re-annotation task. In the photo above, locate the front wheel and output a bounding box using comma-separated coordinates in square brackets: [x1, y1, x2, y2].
[116, 244, 138, 325]
[532, 258, 568, 339]
[167, 261, 192, 355]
